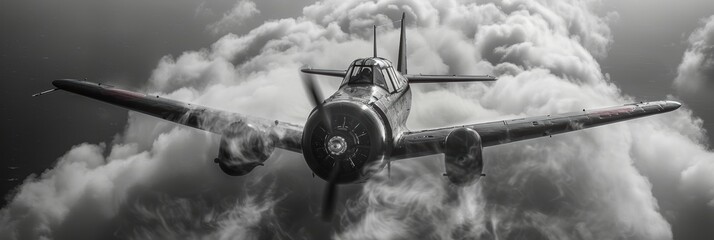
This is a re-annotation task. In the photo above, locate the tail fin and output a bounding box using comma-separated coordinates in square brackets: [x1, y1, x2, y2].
[397, 12, 407, 74]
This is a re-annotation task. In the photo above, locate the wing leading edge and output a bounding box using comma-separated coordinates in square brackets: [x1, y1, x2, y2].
[51, 79, 303, 153]
[392, 100, 681, 160]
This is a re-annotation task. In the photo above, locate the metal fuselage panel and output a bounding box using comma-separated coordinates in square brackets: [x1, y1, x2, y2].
[325, 84, 412, 157]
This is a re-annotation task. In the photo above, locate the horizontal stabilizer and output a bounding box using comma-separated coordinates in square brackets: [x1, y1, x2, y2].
[406, 74, 497, 83]
[300, 69, 347, 78]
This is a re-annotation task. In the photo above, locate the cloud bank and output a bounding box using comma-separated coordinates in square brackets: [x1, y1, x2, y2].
[207, 0, 261, 35]
[2, 0, 714, 239]
[674, 15, 714, 93]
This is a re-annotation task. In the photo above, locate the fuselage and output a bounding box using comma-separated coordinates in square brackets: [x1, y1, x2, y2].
[326, 57, 414, 150]
[301, 57, 412, 183]
[327, 63, 412, 143]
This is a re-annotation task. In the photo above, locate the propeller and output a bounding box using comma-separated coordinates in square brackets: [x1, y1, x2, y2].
[301, 69, 332, 132]
[322, 159, 341, 221]
[300, 69, 340, 221]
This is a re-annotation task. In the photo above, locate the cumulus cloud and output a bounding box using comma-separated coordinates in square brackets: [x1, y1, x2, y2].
[207, 0, 260, 35]
[2, 0, 714, 239]
[674, 15, 714, 93]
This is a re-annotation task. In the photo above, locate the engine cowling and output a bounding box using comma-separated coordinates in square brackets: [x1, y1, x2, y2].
[215, 122, 276, 176]
[302, 102, 388, 183]
[444, 128, 484, 185]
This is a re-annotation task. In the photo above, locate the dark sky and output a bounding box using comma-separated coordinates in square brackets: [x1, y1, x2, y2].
[0, 0, 311, 203]
[602, 0, 714, 140]
[2, 0, 714, 239]
[1, 0, 208, 205]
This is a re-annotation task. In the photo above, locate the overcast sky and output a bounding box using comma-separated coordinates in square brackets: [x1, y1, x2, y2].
[2, 0, 714, 239]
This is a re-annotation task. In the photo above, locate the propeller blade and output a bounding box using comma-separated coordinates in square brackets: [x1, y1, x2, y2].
[301, 68, 339, 221]
[387, 160, 391, 180]
[300, 70, 333, 132]
[300, 71, 323, 108]
[321, 160, 341, 221]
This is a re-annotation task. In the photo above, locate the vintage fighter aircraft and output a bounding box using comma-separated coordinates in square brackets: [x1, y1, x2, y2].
[35, 14, 680, 220]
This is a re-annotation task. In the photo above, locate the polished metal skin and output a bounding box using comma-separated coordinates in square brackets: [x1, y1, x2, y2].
[41, 13, 682, 187]
[47, 76, 682, 182]
[302, 99, 388, 183]
[40, 13, 683, 221]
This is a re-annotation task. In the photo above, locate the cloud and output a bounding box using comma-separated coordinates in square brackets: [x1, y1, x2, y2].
[207, 0, 260, 35]
[124, 182, 285, 240]
[2, 0, 714, 239]
[674, 15, 714, 93]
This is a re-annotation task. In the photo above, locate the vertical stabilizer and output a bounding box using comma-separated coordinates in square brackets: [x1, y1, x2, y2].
[397, 13, 407, 74]
[373, 25, 377, 58]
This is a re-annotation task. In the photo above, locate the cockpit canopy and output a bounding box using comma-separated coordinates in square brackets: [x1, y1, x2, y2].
[341, 58, 407, 92]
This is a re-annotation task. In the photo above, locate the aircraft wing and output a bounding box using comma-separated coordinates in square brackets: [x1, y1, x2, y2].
[50, 79, 303, 153]
[391, 101, 681, 160]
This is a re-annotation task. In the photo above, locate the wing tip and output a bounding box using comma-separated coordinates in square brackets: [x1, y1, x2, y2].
[664, 100, 682, 111]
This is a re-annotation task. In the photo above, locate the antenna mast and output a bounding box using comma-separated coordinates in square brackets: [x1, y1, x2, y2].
[373, 25, 377, 58]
